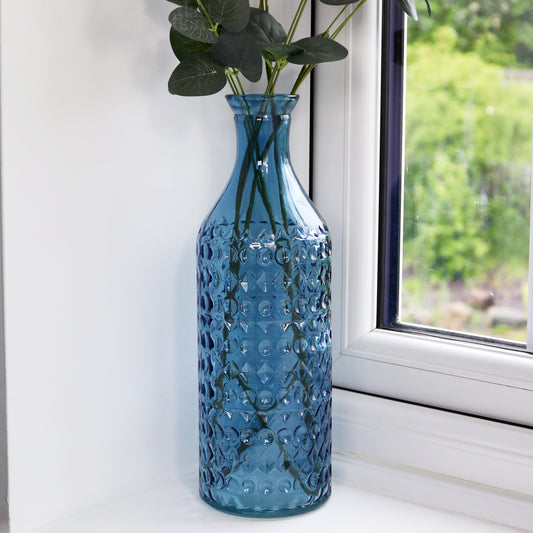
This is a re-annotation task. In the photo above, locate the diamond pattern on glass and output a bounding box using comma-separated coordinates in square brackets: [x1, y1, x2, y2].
[198, 223, 331, 515]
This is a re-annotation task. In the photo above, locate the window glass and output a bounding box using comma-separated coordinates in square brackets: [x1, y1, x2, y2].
[400, 0, 533, 343]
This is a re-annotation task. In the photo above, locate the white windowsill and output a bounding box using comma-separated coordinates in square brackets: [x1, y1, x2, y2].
[19, 388, 533, 533]
[332, 389, 533, 531]
[28, 466, 513, 533]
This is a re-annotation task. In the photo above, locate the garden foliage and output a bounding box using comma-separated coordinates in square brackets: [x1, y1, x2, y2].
[404, 4, 533, 281]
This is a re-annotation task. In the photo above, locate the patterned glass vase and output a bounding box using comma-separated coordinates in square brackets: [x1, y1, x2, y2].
[197, 94, 332, 517]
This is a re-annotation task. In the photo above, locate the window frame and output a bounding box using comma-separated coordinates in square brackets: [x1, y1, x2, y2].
[313, 0, 533, 428]
[379, 0, 528, 353]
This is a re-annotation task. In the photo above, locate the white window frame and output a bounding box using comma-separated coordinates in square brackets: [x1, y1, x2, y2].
[312, 6, 533, 526]
[313, 1, 533, 428]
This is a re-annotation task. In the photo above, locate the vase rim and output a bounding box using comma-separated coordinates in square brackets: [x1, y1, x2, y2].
[225, 93, 299, 99]
[226, 94, 299, 116]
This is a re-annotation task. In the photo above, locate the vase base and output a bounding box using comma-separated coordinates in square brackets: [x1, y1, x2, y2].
[199, 487, 331, 519]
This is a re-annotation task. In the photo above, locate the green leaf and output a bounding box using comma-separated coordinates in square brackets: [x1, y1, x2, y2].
[169, 7, 217, 44]
[394, 0, 418, 21]
[260, 43, 302, 63]
[424, 0, 431, 16]
[287, 36, 348, 65]
[170, 27, 209, 61]
[246, 7, 286, 44]
[210, 31, 262, 82]
[318, 0, 359, 4]
[203, 0, 250, 33]
[168, 52, 227, 96]
[166, 0, 198, 7]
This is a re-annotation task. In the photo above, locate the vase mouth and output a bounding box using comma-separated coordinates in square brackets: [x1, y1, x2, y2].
[226, 94, 299, 116]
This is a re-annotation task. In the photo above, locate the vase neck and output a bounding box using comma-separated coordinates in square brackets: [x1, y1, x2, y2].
[234, 113, 292, 170]
[227, 94, 299, 181]
[215, 94, 309, 232]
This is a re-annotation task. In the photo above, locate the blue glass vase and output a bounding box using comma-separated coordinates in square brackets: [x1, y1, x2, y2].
[197, 94, 332, 517]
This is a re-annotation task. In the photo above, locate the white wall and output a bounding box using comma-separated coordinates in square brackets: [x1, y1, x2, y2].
[0, 1, 309, 532]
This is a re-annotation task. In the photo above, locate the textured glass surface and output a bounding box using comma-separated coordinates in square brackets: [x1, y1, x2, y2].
[197, 95, 332, 517]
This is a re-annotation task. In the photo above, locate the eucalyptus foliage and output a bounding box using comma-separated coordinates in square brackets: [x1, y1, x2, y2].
[167, 0, 431, 96]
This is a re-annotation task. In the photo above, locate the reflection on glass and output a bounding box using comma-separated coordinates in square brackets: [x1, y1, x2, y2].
[400, 1, 533, 342]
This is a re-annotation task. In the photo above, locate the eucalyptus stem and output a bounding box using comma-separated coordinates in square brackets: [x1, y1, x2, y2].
[290, 0, 369, 94]
[264, 60, 286, 96]
[215, 97, 323, 498]
[264, 63, 279, 95]
[232, 69, 246, 94]
[226, 72, 239, 95]
[196, 0, 218, 35]
[285, 0, 308, 44]
[229, 77, 238, 95]
[265, 59, 273, 85]
[331, 0, 368, 39]
[290, 64, 313, 95]
[323, 5, 350, 37]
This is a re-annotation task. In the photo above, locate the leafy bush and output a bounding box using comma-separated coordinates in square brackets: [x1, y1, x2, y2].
[403, 25, 533, 279]
[408, 0, 533, 68]
[409, 152, 489, 281]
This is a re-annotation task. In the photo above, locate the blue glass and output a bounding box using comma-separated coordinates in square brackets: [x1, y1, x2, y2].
[197, 94, 331, 517]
